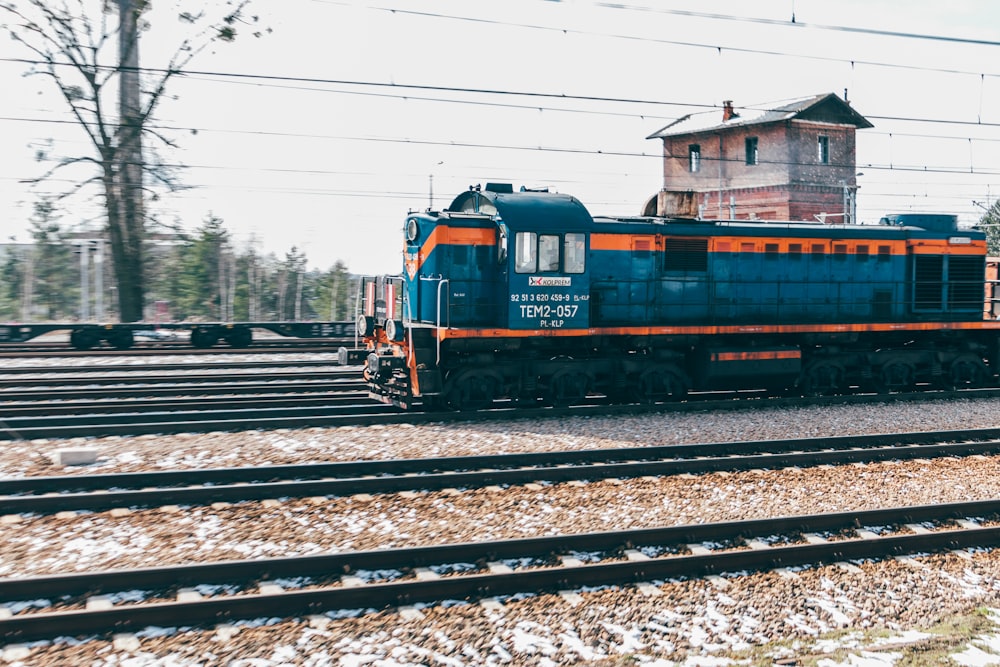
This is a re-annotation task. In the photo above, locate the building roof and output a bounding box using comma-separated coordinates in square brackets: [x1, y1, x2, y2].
[645, 92, 874, 140]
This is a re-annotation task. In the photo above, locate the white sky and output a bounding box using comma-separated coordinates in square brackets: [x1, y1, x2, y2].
[3, 0, 1000, 275]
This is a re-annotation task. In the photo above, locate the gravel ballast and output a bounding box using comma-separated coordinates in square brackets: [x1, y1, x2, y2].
[4, 397, 1000, 664]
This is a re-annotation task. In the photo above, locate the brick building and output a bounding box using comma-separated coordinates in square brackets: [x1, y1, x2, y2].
[644, 92, 873, 223]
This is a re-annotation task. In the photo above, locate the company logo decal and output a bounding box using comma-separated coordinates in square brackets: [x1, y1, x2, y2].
[528, 276, 571, 287]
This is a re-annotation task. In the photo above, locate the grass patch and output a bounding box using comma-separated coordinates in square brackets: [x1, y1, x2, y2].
[596, 608, 1000, 666]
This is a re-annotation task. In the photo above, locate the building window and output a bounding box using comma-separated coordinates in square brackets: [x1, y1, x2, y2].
[689, 144, 701, 172]
[745, 137, 758, 166]
[818, 135, 830, 164]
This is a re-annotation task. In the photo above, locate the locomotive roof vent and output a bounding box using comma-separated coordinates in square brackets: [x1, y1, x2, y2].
[879, 213, 957, 232]
[484, 182, 514, 193]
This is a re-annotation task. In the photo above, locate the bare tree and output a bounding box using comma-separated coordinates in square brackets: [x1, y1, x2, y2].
[0, 0, 261, 321]
[979, 199, 1000, 257]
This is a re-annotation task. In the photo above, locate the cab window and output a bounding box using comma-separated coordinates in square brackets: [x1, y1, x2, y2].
[515, 232, 585, 273]
[515, 232, 537, 273]
[538, 234, 560, 272]
[564, 233, 586, 273]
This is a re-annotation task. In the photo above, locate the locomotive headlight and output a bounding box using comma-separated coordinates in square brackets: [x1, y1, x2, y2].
[357, 314, 375, 337]
[366, 351, 404, 380]
[386, 319, 405, 342]
[366, 352, 380, 373]
[406, 218, 419, 242]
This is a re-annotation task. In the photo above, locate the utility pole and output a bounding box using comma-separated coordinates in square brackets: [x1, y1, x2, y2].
[117, 0, 144, 320]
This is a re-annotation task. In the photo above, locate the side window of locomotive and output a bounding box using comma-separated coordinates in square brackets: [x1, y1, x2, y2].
[515, 232, 537, 273]
[564, 233, 586, 274]
[538, 234, 561, 272]
[497, 226, 508, 264]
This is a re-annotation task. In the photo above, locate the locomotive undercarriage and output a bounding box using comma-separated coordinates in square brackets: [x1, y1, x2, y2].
[365, 328, 998, 410]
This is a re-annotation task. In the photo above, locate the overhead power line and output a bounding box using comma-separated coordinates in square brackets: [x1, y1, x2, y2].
[3, 62, 1000, 134]
[589, 3, 1000, 47]
[370, 5, 1000, 80]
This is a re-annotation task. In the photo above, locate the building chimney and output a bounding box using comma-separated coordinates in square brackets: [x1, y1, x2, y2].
[722, 100, 737, 121]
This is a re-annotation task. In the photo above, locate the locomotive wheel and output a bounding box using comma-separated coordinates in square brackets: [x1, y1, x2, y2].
[547, 370, 591, 407]
[800, 361, 845, 396]
[445, 372, 496, 411]
[69, 329, 100, 351]
[224, 327, 253, 348]
[947, 355, 990, 388]
[106, 329, 134, 350]
[633, 366, 688, 403]
[190, 328, 218, 349]
[876, 360, 915, 393]
[420, 395, 446, 411]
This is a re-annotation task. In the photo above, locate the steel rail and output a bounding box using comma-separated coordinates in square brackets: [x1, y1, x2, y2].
[2, 499, 1000, 642]
[0, 381, 363, 402]
[0, 403, 394, 444]
[0, 393, 369, 418]
[3, 383, 1000, 440]
[0, 339, 354, 352]
[0, 359, 343, 375]
[4, 427, 1000, 514]
[0, 369, 358, 389]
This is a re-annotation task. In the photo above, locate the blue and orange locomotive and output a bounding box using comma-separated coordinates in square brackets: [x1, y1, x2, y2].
[355, 183, 1000, 409]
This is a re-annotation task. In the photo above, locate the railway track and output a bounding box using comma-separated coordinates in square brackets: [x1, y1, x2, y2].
[6, 356, 1000, 439]
[0, 368, 356, 390]
[4, 427, 1000, 515]
[0, 359, 343, 375]
[0, 380, 363, 402]
[0, 340, 355, 357]
[2, 499, 998, 643]
[0, 399, 395, 440]
[4, 381, 1000, 439]
[0, 392, 369, 418]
